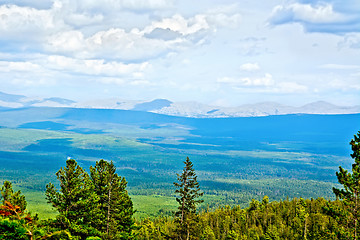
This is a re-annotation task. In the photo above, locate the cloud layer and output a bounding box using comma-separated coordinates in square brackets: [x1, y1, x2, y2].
[0, 0, 358, 106]
[268, 1, 360, 34]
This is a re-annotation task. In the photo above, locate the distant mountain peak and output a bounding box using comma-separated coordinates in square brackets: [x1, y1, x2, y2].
[133, 99, 173, 111]
[44, 97, 76, 105]
[0, 91, 26, 102]
[302, 101, 337, 108]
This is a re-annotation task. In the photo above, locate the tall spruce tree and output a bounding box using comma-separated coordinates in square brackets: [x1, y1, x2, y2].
[45, 159, 98, 239]
[333, 130, 360, 239]
[89, 159, 135, 239]
[174, 157, 203, 240]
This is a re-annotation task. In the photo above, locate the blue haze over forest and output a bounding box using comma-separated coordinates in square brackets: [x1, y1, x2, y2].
[0, 102, 359, 217]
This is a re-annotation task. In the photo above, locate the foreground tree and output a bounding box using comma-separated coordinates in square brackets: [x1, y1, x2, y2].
[1, 180, 27, 212]
[173, 157, 203, 240]
[333, 130, 360, 239]
[90, 159, 135, 239]
[0, 181, 47, 240]
[45, 159, 98, 239]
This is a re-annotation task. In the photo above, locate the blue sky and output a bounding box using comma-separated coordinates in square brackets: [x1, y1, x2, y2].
[0, 0, 359, 106]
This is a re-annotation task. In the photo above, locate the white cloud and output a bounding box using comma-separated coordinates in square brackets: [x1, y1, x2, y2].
[217, 77, 237, 84]
[0, 4, 59, 39]
[236, 37, 268, 56]
[320, 64, 360, 70]
[328, 79, 360, 91]
[240, 63, 260, 71]
[69, 0, 174, 12]
[96, 77, 152, 87]
[144, 14, 210, 36]
[0, 1, 243, 62]
[45, 28, 172, 60]
[202, 4, 242, 29]
[47, 31, 85, 53]
[241, 73, 274, 87]
[130, 79, 151, 86]
[217, 73, 310, 94]
[0, 60, 56, 87]
[218, 73, 274, 87]
[65, 12, 104, 27]
[45, 12, 225, 60]
[269, 3, 345, 24]
[0, 56, 150, 89]
[0, 1, 53, 9]
[275, 82, 308, 93]
[46, 55, 150, 77]
[11, 77, 56, 86]
[0, 61, 42, 72]
[96, 77, 126, 85]
[338, 33, 360, 49]
[206, 12, 241, 28]
[143, 8, 241, 36]
[268, 2, 360, 34]
[119, 0, 174, 10]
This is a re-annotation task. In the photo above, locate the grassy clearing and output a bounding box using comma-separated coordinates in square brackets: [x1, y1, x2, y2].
[20, 190, 57, 220]
[131, 195, 177, 219]
[16, 189, 179, 220]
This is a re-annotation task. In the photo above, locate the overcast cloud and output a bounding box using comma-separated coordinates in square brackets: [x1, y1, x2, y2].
[0, 0, 359, 106]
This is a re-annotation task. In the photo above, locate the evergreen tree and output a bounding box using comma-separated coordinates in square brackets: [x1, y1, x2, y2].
[333, 130, 360, 239]
[0, 182, 46, 240]
[45, 159, 98, 239]
[1, 181, 27, 212]
[174, 157, 203, 240]
[89, 159, 135, 239]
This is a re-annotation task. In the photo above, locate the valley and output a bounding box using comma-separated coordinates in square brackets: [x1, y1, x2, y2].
[0, 106, 359, 219]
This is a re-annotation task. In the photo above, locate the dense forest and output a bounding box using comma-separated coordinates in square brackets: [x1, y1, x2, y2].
[1, 131, 360, 239]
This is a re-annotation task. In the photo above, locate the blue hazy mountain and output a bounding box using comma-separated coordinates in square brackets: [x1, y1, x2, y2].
[0, 91, 25, 102]
[0, 91, 359, 117]
[0, 91, 75, 108]
[43, 97, 76, 105]
[0, 106, 358, 157]
[132, 99, 172, 111]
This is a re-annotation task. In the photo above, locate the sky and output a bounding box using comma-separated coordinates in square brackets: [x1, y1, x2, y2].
[0, 0, 359, 107]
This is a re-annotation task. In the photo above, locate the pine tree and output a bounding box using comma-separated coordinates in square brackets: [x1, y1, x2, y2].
[1, 181, 27, 212]
[0, 181, 44, 240]
[89, 159, 135, 239]
[333, 130, 360, 239]
[45, 159, 98, 239]
[174, 157, 203, 240]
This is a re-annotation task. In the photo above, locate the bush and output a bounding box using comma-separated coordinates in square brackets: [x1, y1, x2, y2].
[0, 218, 28, 240]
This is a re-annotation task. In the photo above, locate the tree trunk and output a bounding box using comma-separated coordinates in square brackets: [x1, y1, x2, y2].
[181, 198, 185, 224]
[27, 230, 33, 240]
[186, 223, 190, 240]
[181, 176, 187, 224]
[107, 181, 112, 236]
[355, 189, 358, 239]
[355, 219, 357, 240]
[304, 216, 307, 240]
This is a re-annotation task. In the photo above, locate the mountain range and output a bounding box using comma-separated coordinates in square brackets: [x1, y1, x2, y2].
[1, 91, 359, 118]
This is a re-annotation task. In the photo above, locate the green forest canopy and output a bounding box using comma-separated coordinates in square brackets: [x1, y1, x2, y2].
[1, 130, 360, 239]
